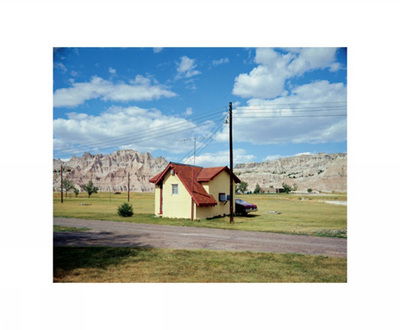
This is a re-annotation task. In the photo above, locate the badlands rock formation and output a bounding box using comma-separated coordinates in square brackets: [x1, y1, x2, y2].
[53, 150, 168, 192]
[234, 153, 347, 193]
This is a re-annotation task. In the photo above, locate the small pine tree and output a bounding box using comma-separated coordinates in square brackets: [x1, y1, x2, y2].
[254, 183, 261, 194]
[307, 188, 312, 193]
[118, 202, 134, 217]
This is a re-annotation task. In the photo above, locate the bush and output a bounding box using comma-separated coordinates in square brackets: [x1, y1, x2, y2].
[118, 202, 134, 217]
[307, 188, 312, 193]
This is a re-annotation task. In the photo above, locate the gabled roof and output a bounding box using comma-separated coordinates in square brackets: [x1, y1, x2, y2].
[149, 162, 241, 207]
[197, 166, 241, 183]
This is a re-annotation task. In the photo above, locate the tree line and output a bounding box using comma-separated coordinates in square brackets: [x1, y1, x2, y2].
[60, 179, 99, 198]
[236, 181, 302, 194]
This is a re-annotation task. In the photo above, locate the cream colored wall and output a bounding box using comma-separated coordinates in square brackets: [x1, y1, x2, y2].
[162, 171, 192, 219]
[154, 186, 161, 216]
[195, 171, 236, 219]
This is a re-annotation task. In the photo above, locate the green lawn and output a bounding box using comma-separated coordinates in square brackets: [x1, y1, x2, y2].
[53, 247, 347, 283]
[53, 225, 90, 232]
[54, 192, 347, 238]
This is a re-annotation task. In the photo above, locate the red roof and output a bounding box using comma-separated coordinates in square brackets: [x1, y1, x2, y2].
[197, 166, 240, 183]
[149, 162, 241, 207]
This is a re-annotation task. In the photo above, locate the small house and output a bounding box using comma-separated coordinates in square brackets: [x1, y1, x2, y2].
[149, 162, 241, 220]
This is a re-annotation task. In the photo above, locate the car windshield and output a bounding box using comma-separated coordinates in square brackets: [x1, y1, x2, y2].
[236, 199, 244, 203]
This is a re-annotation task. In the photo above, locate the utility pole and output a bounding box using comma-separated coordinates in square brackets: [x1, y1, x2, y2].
[191, 137, 196, 221]
[127, 172, 130, 202]
[229, 102, 234, 224]
[54, 165, 71, 203]
[60, 165, 64, 203]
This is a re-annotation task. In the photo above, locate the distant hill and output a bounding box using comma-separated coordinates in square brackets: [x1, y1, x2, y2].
[234, 153, 347, 193]
[53, 149, 168, 192]
[53, 150, 346, 193]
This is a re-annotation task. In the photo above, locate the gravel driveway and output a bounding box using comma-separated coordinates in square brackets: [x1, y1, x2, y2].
[54, 217, 347, 257]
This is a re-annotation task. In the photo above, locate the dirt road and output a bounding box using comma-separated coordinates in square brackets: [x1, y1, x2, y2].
[54, 217, 347, 257]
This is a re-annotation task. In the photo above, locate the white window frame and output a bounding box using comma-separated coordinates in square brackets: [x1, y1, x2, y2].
[172, 184, 179, 195]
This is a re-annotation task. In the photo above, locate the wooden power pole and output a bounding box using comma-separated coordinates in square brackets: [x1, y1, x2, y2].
[229, 102, 234, 224]
[60, 165, 64, 203]
[128, 172, 130, 202]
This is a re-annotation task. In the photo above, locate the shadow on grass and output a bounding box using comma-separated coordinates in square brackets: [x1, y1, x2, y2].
[54, 246, 141, 270]
[53, 231, 155, 280]
[53, 231, 153, 248]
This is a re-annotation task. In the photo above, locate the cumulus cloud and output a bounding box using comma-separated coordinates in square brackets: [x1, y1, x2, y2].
[53, 75, 176, 107]
[53, 106, 216, 156]
[176, 56, 201, 79]
[212, 57, 229, 66]
[183, 149, 255, 167]
[108, 67, 116, 74]
[219, 80, 346, 144]
[233, 47, 340, 99]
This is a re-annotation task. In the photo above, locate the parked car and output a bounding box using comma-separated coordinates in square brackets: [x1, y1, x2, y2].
[235, 199, 258, 216]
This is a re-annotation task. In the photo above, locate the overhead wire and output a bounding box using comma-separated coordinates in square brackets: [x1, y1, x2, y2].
[57, 111, 226, 155]
[55, 109, 225, 152]
[178, 117, 225, 164]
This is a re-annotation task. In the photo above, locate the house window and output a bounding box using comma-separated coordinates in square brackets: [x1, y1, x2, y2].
[172, 184, 178, 195]
[219, 193, 226, 202]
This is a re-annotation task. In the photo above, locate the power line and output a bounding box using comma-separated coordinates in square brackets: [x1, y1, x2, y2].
[233, 114, 347, 119]
[233, 108, 346, 112]
[178, 118, 225, 164]
[58, 113, 226, 155]
[55, 109, 225, 153]
[234, 101, 346, 107]
[233, 109, 346, 114]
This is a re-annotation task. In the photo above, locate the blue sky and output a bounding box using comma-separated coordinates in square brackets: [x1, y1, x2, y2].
[53, 47, 347, 166]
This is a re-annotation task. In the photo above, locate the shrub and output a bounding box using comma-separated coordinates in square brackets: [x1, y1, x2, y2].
[307, 188, 312, 193]
[118, 202, 134, 217]
[282, 183, 293, 193]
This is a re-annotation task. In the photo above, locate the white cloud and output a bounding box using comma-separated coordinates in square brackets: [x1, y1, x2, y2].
[185, 107, 193, 116]
[233, 47, 340, 99]
[212, 57, 229, 66]
[264, 152, 312, 162]
[176, 56, 201, 79]
[219, 80, 346, 144]
[108, 67, 116, 74]
[54, 62, 67, 73]
[153, 47, 163, 53]
[233, 65, 288, 99]
[183, 149, 255, 167]
[53, 75, 176, 107]
[264, 154, 286, 161]
[53, 106, 216, 156]
[295, 152, 312, 156]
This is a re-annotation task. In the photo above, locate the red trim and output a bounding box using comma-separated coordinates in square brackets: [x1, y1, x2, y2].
[159, 183, 163, 215]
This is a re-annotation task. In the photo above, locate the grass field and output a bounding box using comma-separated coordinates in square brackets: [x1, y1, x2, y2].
[54, 192, 347, 237]
[54, 225, 90, 232]
[53, 247, 347, 283]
